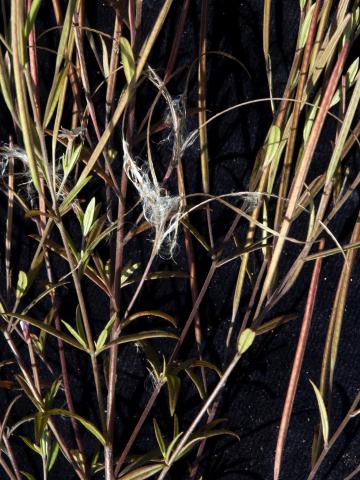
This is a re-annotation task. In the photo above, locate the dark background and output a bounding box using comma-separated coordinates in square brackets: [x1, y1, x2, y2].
[0, 1, 359, 479]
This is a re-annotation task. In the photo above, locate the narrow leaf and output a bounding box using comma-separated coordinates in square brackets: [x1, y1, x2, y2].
[62, 320, 88, 349]
[16, 270, 28, 299]
[153, 418, 166, 457]
[98, 330, 178, 353]
[120, 36, 135, 84]
[83, 197, 96, 236]
[237, 328, 256, 354]
[1, 312, 86, 351]
[123, 310, 177, 328]
[310, 380, 329, 446]
[299, 4, 316, 49]
[118, 464, 163, 480]
[24, 0, 42, 39]
[264, 125, 281, 167]
[46, 409, 106, 446]
[167, 375, 181, 416]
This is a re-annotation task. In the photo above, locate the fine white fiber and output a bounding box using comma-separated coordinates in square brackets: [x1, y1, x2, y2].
[0, 144, 28, 175]
[123, 139, 181, 256]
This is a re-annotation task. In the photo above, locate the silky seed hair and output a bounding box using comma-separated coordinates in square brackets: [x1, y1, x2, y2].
[123, 139, 181, 256]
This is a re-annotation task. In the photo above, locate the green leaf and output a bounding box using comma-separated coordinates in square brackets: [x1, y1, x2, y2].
[172, 358, 222, 377]
[153, 418, 166, 457]
[24, 0, 42, 39]
[118, 464, 163, 480]
[1, 312, 86, 350]
[299, 0, 307, 10]
[48, 442, 60, 471]
[83, 197, 96, 236]
[46, 409, 106, 446]
[62, 320, 88, 349]
[263, 125, 281, 167]
[167, 375, 181, 416]
[54, 0, 76, 72]
[75, 306, 87, 346]
[299, 4, 315, 49]
[185, 368, 206, 399]
[95, 313, 116, 351]
[120, 262, 141, 284]
[123, 310, 177, 329]
[165, 431, 183, 462]
[34, 412, 48, 444]
[303, 94, 320, 142]
[63, 143, 82, 175]
[98, 330, 178, 353]
[122, 270, 188, 287]
[19, 436, 41, 455]
[173, 414, 179, 439]
[176, 428, 238, 461]
[44, 378, 62, 410]
[120, 36, 135, 84]
[60, 175, 92, 212]
[310, 380, 329, 446]
[100, 36, 110, 79]
[43, 65, 70, 128]
[16, 270, 28, 299]
[255, 314, 297, 335]
[20, 472, 37, 480]
[237, 328, 256, 354]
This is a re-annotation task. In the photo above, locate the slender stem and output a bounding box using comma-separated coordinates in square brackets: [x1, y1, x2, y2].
[307, 392, 360, 480]
[56, 222, 107, 435]
[274, 240, 324, 480]
[157, 353, 241, 479]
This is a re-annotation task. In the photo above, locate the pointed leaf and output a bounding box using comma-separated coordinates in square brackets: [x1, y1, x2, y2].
[310, 380, 329, 446]
[62, 320, 88, 349]
[153, 418, 166, 457]
[24, 0, 42, 39]
[185, 368, 206, 399]
[60, 175, 92, 212]
[118, 464, 163, 480]
[75, 306, 87, 345]
[34, 412, 48, 444]
[19, 436, 41, 455]
[2, 312, 85, 350]
[100, 36, 110, 79]
[48, 442, 59, 471]
[263, 125, 281, 167]
[16, 270, 28, 299]
[43, 65, 70, 128]
[176, 429, 238, 461]
[83, 197, 96, 236]
[20, 472, 37, 480]
[237, 328, 256, 354]
[120, 36, 135, 84]
[120, 262, 141, 285]
[95, 313, 116, 351]
[165, 431, 183, 463]
[299, 4, 316, 49]
[123, 310, 177, 329]
[46, 409, 106, 446]
[98, 330, 178, 353]
[167, 375, 181, 416]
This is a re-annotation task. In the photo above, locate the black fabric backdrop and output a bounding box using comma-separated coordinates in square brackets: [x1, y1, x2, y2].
[0, 1, 359, 479]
